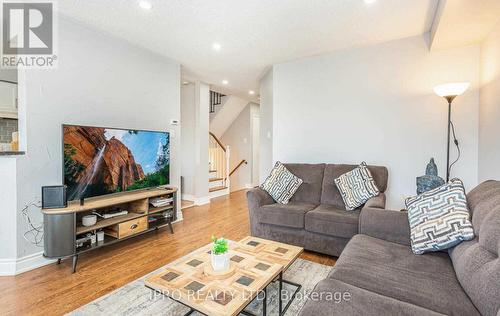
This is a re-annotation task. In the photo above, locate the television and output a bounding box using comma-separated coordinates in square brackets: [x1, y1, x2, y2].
[63, 124, 169, 201]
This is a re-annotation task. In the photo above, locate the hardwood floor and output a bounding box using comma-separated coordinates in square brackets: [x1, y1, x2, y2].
[0, 190, 336, 316]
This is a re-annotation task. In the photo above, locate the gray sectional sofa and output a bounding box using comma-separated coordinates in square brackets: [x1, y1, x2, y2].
[298, 180, 500, 316]
[247, 163, 388, 257]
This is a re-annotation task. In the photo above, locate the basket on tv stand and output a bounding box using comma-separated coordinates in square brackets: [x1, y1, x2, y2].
[42, 187, 178, 273]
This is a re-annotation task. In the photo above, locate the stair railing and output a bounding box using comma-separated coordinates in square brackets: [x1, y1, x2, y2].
[209, 132, 230, 188]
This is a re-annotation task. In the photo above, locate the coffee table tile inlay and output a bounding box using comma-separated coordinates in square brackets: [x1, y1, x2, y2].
[145, 236, 303, 316]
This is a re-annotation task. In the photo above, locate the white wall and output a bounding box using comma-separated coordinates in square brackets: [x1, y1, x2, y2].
[0, 158, 17, 265]
[479, 22, 500, 182]
[221, 103, 259, 192]
[209, 95, 249, 138]
[181, 83, 196, 196]
[273, 35, 480, 209]
[193, 81, 210, 204]
[13, 17, 181, 260]
[259, 69, 274, 182]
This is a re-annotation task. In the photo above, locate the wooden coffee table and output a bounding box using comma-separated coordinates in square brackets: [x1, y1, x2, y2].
[145, 236, 303, 316]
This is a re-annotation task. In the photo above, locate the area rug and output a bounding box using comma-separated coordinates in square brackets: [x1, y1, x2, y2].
[69, 256, 332, 316]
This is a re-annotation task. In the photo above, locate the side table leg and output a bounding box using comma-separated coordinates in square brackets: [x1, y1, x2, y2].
[168, 220, 174, 234]
[72, 254, 78, 273]
[279, 271, 283, 315]
[262, 286, 267, 316]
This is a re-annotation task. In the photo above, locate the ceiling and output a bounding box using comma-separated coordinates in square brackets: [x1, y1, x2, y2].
[57, 0, 438, 100]
[430, 0, 500, 51]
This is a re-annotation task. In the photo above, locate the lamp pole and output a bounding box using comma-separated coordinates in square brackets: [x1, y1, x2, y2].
[434, 82, 469, 183]
[445, 96, 455, 182]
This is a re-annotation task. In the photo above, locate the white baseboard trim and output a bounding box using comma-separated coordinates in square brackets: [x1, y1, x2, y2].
[181, 194, 195, 201]
[0, 251, 56, 276]
[0, 258, 16, 276]
[182, 194, 211, 206]
[209, 188, 230, 199]
[16, 251, 56, 275]
[194, 196, 210, 206]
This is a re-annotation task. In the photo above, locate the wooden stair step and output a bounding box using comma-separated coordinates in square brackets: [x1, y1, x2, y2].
[209, 177, 223, 182]
[209, 186, 227, 193]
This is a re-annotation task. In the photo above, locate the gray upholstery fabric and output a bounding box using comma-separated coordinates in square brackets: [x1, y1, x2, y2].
[448, 180, 500, 316]
[321, 164, 388, 207]
[247, 164, 388, 258]
[258, 202, 317, 228]
[328, 235, 480, 316]
[250, 222, 305, 248]
[247, 188, 275, 236]
[284, 163, 325, 204]
[296, 180, 500, 316]
[364, 193, 386, 209]
[304, 231, 350, 257]
[298, 278, 445, 316]
[358, 207, 411, 246]
[305, 204, 360, 239]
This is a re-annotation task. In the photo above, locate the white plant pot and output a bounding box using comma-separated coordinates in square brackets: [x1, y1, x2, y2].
[211, 252, 230, 272]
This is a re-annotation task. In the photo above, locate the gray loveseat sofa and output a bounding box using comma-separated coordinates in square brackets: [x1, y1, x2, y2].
[299, 180, 500, 316]
[247, 163, 388, 256]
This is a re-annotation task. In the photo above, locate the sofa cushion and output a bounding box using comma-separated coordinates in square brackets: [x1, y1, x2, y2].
[321, 164, 388, 208]
[283, 163, 325, 204]
[405, 179, 474, 254]
[448, 180, 500, 316]
[328, 234, 479, 316]
[305, 205, 360, 239]
[260, 161, 303, 204]
[298, 278, 443, 316]
[257, 202, 317, 228]
[334, 162, 380, 210]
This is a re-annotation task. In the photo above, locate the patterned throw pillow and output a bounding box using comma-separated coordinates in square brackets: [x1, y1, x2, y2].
[260, 162, 303, 204]
[334, 162, 380, 210]
[405, 179, 474, 255]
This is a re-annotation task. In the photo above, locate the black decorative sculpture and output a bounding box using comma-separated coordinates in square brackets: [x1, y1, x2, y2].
[416, 158, 445, 195]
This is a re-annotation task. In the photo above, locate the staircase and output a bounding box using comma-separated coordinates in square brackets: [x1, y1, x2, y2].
[209, 132, 230, 198]
[208, 92, 250, 199]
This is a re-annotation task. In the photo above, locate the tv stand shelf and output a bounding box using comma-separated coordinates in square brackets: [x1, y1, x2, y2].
[43, 187, 177, 273]
[76, 212, 145, 234]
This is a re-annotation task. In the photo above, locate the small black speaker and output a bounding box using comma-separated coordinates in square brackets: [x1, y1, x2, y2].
[42, 185, 67, 209]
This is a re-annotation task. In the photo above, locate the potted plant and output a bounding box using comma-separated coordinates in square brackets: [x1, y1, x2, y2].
[211, 236, 229, 271]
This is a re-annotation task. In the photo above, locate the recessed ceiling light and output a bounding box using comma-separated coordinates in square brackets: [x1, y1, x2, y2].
[222, 80, 229, 85]
[364, 0, 376, 4]
[249, 90, 255, 95]
[139, 1, 152, 10]
[212, 42, 222, 51]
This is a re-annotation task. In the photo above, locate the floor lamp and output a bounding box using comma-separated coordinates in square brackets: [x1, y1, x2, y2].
[433, 82, 470, 182]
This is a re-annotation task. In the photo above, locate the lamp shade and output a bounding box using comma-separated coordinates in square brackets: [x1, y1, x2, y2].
[433, 82, 470, 98]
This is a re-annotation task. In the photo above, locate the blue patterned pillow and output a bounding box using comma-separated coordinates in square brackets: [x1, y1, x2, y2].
[405, 179, 474, 255]
[334, 162, 380, 210]
[260, 162, 303, 204]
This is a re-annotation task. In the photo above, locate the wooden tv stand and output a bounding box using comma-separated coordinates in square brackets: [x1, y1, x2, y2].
[42, 187, 178, 272]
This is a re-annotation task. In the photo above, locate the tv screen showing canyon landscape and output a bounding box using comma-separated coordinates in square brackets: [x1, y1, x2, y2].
[63, 125, 169, 201]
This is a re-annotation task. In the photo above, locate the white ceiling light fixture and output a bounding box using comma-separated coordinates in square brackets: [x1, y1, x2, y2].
[222, 79, 229, 85]
[249, 90, 255, 95]
[212, 42, 222, 51]
[364, 0, 377, 4]
[138, 1, 152, 10]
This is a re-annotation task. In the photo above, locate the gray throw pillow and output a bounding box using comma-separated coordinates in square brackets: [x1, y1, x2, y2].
[405, 178, 474, 255]
[260, 162, 303, 204]
[334, 162, 380, 210]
